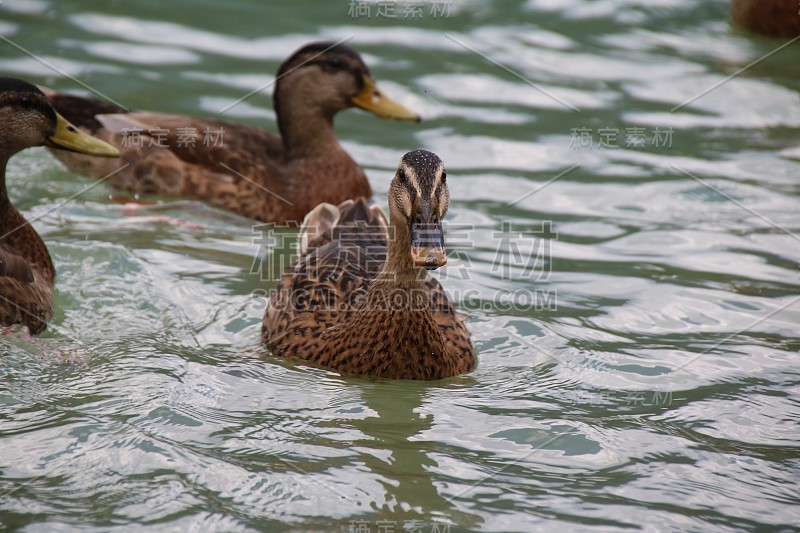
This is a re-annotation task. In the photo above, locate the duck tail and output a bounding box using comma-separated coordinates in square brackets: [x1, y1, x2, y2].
[298, 202, 341, 256]
[298, 198, 388, 256]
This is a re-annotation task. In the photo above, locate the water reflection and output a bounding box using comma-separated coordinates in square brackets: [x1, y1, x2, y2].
[347, 381, 483, 529]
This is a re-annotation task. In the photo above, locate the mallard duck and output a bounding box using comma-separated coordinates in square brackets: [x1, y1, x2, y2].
[0, 77, 118, 334]
[44, 42, 420, 224]
[731, 0, 800, 38]
[262, 150, 475, 380]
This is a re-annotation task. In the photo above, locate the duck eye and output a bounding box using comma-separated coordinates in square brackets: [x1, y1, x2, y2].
[441, 171, 447, 183]
[328, 57, 343, 70]
[20, 96, 34, 110]
[397, 169, 408, 184]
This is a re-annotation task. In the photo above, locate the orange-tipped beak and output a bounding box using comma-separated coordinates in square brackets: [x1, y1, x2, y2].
[410, 207, 446, 270]
[411, 246, 447, 269]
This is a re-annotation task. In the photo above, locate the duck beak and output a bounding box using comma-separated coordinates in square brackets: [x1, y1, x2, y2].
[352, 75, 421, 122]
[45, 112, 119, 157]
[410, 206, 446, 270]
[411, 245, 447, 270]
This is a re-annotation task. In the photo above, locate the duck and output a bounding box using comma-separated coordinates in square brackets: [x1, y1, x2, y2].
[730, 0, 800, 38]
[262, 150, 475, 380]
[44, 41, 420, 224]
[0, 77, 119, 334]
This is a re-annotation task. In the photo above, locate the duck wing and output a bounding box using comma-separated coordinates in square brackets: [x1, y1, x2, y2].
[263, 198, 387, 348]
[0, 243, 53, 334]
[43, 91, 296, 222]
[0, 244, 34, 283]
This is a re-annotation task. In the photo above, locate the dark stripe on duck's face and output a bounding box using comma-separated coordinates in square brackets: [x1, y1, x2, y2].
[277, 41, 366, 79]
[0, 92, 58, 127]
[0, 77, 53, 117]
[396, 168, 410, 188]
[286, 42, 363, 64]
[27, 96, 58, 125]
[303, 57, 366, 86]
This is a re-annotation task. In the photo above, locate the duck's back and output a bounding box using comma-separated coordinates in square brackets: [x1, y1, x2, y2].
[44, 92, 288, 216]
[43, 91, 371, 223]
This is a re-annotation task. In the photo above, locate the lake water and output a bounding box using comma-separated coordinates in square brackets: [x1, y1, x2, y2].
[1, 0, 798, 531]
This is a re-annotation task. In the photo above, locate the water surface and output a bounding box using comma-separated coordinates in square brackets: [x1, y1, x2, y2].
[1, 0, 798, 531]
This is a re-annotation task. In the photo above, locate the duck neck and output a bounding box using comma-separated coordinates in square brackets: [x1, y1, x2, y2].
[0, 155, 55, 282]
[275, 93, 343, 160]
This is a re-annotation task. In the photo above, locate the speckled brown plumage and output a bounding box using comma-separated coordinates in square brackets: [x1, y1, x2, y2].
[0, 77, 118, 334]
[43, 42, 420, 224]
[731, 0, 800, 38]
[0, 205, 54, 335]
[262, 151, 475, 380]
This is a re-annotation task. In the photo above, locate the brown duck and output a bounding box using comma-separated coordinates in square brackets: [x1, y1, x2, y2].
[730, 0, 800, 38]
[44, 42, 420, 223]
[0, 77, 119, 334]
[262, 150, 475, 380]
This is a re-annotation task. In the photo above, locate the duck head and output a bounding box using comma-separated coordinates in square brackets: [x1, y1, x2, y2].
[273, 42, 420, 123]
[388, 150, 449, 270]
[0, 77, 119, 158]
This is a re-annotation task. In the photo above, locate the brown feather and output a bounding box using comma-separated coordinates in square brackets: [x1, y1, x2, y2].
[0, 245, 35, 283]
[730, 0, 800, 37]
[0, 201, 56, 335]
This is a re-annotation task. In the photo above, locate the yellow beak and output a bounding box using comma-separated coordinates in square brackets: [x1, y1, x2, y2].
[351, 75, 421, 122]
[46, 112, 119, 158]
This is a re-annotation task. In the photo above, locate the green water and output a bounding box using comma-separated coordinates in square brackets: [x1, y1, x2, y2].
[1, 0, 799, 531]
